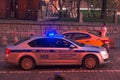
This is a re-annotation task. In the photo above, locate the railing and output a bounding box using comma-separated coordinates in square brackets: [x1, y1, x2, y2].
[20, 10, 38, 20]
[0, 9, 6, 19]
[0, 9, 38, 20]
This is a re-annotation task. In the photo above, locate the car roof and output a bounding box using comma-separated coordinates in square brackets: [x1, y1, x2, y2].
[30, 35, 65, 40]
[62, 30, 90, 34]
[62, 30, 101, 38]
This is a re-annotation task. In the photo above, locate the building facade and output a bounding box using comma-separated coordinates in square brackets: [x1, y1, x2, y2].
[0, 0, 40, 20]
[0, 0, 87, 20]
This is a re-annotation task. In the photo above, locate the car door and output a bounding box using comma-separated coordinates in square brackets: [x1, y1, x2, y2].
[74, 33, 103, 46]
[53, 38, 79, 64]
[28, 38, 57, 64]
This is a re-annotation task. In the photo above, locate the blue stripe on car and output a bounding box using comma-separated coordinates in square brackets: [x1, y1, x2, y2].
[75, 50, 99, 53]
[11, 50, 56, 52]
[11, 50, 31, 52]
[11, 50, 99, 53]
[75, 50, 86, 52]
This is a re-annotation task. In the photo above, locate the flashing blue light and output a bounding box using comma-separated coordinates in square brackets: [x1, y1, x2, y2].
[49, 33, 55, 36]
[46, 30, 56, 37]
[46, 30, 64, 38]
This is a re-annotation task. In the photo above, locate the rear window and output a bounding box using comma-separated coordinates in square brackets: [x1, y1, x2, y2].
[14, 37, 30, 45]
[87, 30, 101, 37]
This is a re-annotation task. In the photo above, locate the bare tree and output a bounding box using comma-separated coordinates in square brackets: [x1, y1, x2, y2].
[50, 0, 67, 18]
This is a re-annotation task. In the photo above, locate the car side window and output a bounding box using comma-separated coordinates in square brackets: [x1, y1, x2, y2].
[63, 33, 76, 40]
[71, 33, 91, 40]
[55, 38, 72, 48]
[74, 33, 91, 40]
[64, 33, 91, 40]
[28, 38, 56, 47]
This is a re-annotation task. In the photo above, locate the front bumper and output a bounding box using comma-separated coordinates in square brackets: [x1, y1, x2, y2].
[103, 58, 109, 63]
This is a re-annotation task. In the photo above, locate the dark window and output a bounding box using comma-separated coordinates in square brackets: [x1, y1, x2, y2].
[63, 33, 76, 40]
[28, 38, 72, 48]
[74, 33, 91, 40]
[55, 38, 72, 48]
[63, 33, 91, 40]
[28, 38, 56, 47]
[88, 30, 101, 37]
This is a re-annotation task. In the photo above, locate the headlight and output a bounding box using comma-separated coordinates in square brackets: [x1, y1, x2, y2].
[100, 51, 109, 59]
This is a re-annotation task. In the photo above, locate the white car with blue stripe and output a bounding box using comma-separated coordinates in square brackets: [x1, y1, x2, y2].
[5, 34, 109, 70]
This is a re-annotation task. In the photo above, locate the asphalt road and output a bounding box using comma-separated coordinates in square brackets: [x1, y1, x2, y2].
[0, 47, 120, 80]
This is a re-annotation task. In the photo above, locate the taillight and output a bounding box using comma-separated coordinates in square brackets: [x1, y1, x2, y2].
[5, 48, 11, 55]
[102, 40, 110, 44]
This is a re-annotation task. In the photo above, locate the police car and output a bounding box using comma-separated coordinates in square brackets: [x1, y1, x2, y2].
[5, 33, 109, 70]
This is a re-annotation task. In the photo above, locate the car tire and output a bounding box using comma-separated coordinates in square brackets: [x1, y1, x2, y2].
[19, 57, 35, 70]
[82, 55, 99, 69]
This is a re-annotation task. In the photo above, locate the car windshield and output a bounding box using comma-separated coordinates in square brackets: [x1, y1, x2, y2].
[66, 38, 85, 47]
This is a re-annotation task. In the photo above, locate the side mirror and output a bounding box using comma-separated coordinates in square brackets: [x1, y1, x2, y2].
[70, 45, 76, 49]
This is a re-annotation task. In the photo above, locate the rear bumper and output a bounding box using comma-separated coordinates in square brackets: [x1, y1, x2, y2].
[5, 58, 18, 65]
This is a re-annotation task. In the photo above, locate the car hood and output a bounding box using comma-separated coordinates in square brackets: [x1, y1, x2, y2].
[81, 44, 106, 52]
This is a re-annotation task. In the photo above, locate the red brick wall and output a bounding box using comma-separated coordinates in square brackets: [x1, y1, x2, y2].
[0, 22, 119, 47]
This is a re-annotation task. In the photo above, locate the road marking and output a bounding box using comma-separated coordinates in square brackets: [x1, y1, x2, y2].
[0, 70, 120, 74]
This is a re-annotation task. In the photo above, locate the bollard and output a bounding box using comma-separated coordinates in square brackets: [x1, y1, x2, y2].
[2, 36, 8, 46]
[14, 36, 19, 44]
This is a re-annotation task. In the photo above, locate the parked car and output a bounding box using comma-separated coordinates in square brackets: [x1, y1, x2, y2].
[5, 34, 109, 70]
[62, 30, 110, 50]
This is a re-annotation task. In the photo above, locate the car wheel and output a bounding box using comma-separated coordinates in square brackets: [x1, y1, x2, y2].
[19, 57, 35, 70]
[82, 55, 99, 69]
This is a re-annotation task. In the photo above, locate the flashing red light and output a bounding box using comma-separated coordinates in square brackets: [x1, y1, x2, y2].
[102, 40, 110, 44]
[5, 48, 11, 55]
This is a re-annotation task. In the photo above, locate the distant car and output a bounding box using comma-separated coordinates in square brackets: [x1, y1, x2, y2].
[62, 30, 110, 50]
[5, 34, 109, 70]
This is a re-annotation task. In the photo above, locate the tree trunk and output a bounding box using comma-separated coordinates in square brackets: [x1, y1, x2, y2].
[113, 10, 118, 24]
[76, 0, 81, 22]
[58, 0, 62, 18]
[100, 0, 107, 19]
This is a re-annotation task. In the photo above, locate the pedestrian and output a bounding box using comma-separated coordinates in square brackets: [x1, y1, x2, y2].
[101, 23, 107, 37]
